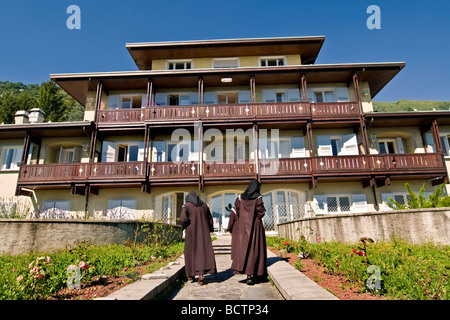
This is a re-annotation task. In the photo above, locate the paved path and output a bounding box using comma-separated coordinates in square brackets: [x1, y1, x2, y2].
[166, 234, 283, 300]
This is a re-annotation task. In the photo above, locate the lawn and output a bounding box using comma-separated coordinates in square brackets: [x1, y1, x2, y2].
[267, 236, 450, 300]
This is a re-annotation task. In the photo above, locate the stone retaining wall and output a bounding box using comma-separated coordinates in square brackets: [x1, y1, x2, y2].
[0, 219, 182, 255]
[277, 208, 450, 245]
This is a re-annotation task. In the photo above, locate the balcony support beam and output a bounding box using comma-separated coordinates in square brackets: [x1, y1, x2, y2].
[250, 76, 256, 103]
[146, 79, 153, 107]
[300, 73, 308, 102]
[198, 77, 204, 105]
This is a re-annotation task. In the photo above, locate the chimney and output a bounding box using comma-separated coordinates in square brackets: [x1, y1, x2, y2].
[14, 110, 29, 124]
[28, 108, 45, 123]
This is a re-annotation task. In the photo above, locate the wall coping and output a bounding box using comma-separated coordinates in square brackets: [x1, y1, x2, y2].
[0, 219, 181, 228]
[277, 207, 450, 226]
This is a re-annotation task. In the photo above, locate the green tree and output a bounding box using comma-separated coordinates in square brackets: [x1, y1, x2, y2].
[0, 90, 19, 124]
[388, 183, 450, 209]
[38, 80, 64, 122]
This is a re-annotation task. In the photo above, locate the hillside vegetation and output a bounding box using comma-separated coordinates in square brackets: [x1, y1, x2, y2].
[373, 100, 450, 112]
[0, 80, 83, 124]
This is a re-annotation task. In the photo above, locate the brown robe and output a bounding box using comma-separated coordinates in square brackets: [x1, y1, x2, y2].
[227, 195, 268, 276]
[180, 200, 217, 277]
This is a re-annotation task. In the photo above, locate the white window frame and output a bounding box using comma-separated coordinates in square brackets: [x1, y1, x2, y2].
[326, 195, 351, 213]
[166, 142, 189, 162]
[42, 200, 71, 218]
[1, 146, 23, 170]
[212, 58, 240, 68]
[260, 56, 286, 67]
[166, 59, 193, 70]
[119, 94, 144, 109]
[378, 138, 399, 154]
[107, 199, 137, 220]
[312, 88, 336, 103]
[116, 143, 140, 162]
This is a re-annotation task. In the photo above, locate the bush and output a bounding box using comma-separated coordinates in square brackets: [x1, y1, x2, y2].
[267, 236, 450, 300]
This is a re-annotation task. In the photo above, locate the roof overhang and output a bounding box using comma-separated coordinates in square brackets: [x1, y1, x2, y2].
[126, 36, 326, 70]
[0, 121, 94, 139]
[51, 62, 405, 106]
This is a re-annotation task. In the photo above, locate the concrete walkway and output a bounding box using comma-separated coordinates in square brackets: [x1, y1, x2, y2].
[167, 234, 283, 300]
[97, 234, 338, 300]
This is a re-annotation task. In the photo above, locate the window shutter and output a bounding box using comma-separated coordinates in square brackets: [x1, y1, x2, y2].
[262, 89, 276, 103]
[74, 146, 82, 163]
[424, 132, 435, 152]
[152, 141, 165, 162]
[341, 134, 358, 155]
[287, 89, 301, 102]
[396, 137, 405, 154]
[55, 201, 71, 212]
[121, 199, 137, 211]
[316, 135, 333, 156]
[203, 92, 216, 104]
[380, 193, 394, 211]
[307, 88, 314, 102]
[351, 194, 367, 212]
[107, 95, 119, 109]
[336, 87, 350, 102]
[138, 142, 145, 161]
[238, 90, 251, 103]
[179, 95, 190, 106]
[290, 137, 306, 158]
[154, 93, 167, 106]
[101, 142, 116, 162]
[190, 92, 199, 105]
[312, 195, 327, 214]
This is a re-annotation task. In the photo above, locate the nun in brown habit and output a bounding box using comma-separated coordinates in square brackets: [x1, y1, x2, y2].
[180, 190, 217, 285]
[227, 179, 268, 285]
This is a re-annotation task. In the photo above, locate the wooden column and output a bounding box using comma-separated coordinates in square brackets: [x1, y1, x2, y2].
[250, 76, 256, 103]
[301, 73, 308, 102]
[198, 77, 204, 105]
[89, 80, 102, 163]
[196, 121, 204, 191]
[353, 73, 370, 155]
[146, 79, 153, 107]
[253, 123, 260, 181]
[431, 119, 443, 153]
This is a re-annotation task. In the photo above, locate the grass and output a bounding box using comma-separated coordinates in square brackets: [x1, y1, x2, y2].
[0, 239, 184, 300]
[267, 236, 450, 300]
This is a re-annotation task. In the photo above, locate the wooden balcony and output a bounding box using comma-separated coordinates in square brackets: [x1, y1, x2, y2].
[17, 153, 446, 189]
[97, 101, 361, 124]
[310, 102, 360, 119]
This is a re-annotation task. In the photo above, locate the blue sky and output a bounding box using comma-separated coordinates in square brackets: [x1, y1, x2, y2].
[0, 0, 449, 102]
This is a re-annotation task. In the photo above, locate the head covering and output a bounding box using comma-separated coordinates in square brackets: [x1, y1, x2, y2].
[185, 190, 204, 206]
[241, 179, 261, 200]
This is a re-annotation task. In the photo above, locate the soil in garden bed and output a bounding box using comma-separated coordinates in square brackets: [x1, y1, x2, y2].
[268, 247, 386, 300]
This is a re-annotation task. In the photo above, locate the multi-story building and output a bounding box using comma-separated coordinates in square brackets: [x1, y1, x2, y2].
[1, 36, 449, 231]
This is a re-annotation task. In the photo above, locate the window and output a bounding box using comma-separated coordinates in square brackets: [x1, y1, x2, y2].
[119, 95, 142, 109]
[107, 199, 137, 220]
[313, 89, 335, 103]
[330, 137, 343, 156]
[116, 144, 139, 162]
[1, 147, 23, 170]
[42, 201, 71, 218]
[440, 135, 450, 156]
[213, 58, 239, 68]
[262, 190, 304, 229]
[58, 147, 81, 164]
[210, 192, 240, 231]
[378, 139, 398, 154]
[167, 143, 189, 162]
[217, 91, 238, 105]
[167, 60, 192, 70]
[260, 56, 286, 67]
[326, 195, 351, 213]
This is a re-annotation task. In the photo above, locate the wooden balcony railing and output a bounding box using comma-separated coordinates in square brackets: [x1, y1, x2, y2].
[311, 102, 360, 119]
[17, 153, 446, 187]
[99, 101, 363, 123]
[203, 160, 256, 177]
